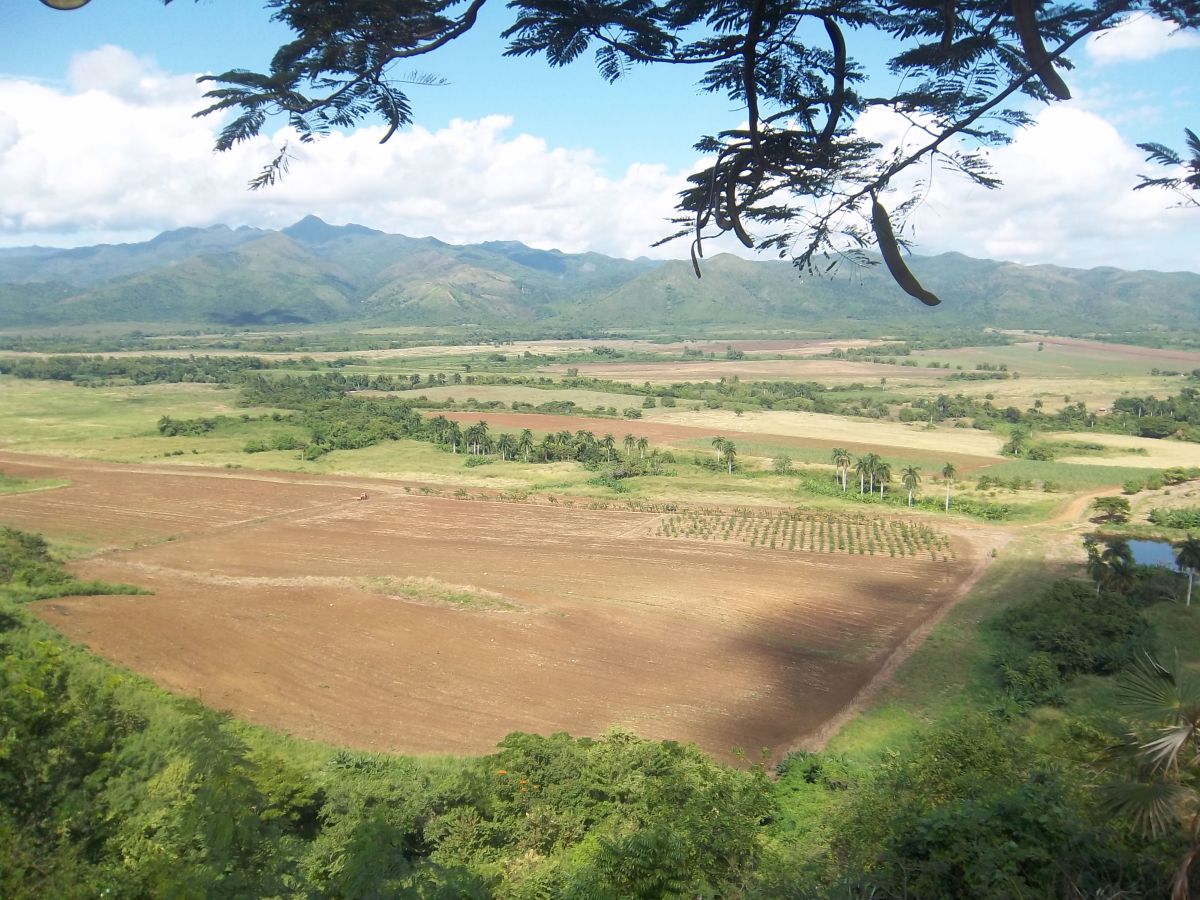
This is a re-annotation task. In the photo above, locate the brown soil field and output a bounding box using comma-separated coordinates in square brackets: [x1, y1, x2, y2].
[544, 358, 946, 383]
[2, 452, 992, 764]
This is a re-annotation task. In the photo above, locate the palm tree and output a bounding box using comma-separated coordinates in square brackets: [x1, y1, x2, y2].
[496, 432, 515, 461]
[623, 433, 636, 457]
[428, 414, 450, 442]
[1082, 536, 1138, 596]
[446, 422, 462, 454]
[636, 436, 649, 460]
[1176, 535, 1200, 607]
[1105, 555, 1139, 597]
[712, 435, 726, 464]
[517, 429, 535, 463]
[863, 453, 883, 494]
[832, 447, 852, 491]
[901, 465, 922, 507]
[853, 456, 870, 495]
[574, 430, 596, 460]
[1102, 655, 1200, 900]
[600, 433, 616, 462]
[1003, 426, 1030, 457]
[723, 440, 737, 474]
[941, 462, 958, 512]
[468, 420, 489, 455]
[875, 461, 892, 500]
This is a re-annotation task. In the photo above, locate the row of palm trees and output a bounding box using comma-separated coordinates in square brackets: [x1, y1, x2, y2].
[828, 448, 958, 509]
[425, 416, 655, 466]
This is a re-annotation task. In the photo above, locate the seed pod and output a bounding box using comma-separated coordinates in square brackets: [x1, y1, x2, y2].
[725, 176, 755, 248]
[818, 18, 847, 145]
[871, 197, 941, 306]
[1011, 0, 1071, 100]
[690, 239, 703, 279]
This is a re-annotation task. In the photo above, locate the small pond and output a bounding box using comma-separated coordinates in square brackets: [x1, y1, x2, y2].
[1127, 539, 1179, 569]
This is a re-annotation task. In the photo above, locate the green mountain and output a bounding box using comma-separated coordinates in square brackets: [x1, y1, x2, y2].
[0, 216, 1197, 334]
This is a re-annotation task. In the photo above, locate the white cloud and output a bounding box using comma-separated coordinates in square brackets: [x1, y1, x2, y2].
[1086, 14, 1200, 64]
[852, 106, 1197, 272]
[0, 46, 1194, 273]
[0, 47, 693, 259]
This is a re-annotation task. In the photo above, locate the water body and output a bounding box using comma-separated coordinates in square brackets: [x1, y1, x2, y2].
[1128, 539, 1179, 569]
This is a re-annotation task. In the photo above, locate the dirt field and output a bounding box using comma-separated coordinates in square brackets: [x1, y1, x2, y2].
[1, 452, 991, 763]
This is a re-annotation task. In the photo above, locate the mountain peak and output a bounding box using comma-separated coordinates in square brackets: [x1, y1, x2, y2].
[283, 215, 382, 243]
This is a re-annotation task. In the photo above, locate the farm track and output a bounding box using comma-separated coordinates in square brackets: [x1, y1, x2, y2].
[1, 450, 993, 764]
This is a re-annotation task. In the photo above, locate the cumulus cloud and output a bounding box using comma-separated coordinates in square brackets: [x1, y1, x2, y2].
[852, 106, 1197, 272]
[1087, 14, 1200, 64]
[0, 45, 1195, 273]
[0, 47, 692, 259]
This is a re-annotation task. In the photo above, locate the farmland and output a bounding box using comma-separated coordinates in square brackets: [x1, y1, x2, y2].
[0, 331, 1197, 760]
[4, 325, 1200, 897]
[0, 451, 991, 763]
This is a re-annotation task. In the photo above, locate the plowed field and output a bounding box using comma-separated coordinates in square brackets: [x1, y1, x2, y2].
[1, 451, 991, 763]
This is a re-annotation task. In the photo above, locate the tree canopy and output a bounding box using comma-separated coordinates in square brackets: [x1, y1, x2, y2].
[169, 0, 1198, 300]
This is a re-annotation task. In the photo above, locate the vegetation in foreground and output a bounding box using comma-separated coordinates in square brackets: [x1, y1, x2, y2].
[4, 525, 1200, 897]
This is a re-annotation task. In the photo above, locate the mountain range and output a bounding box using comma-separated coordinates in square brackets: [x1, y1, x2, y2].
[1, 215, 1197, 334]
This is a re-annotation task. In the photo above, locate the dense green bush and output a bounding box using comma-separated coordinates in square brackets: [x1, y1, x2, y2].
[823, 715, 1175, 899]
[1148, 507, 1200, 529]
[996, 580, 1151, 678]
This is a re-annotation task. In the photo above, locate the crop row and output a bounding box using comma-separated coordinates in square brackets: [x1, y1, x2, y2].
[656, 510, 954, 560]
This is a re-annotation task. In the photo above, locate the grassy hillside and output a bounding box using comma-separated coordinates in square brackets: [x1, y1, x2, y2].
[1, 218, 1198, 334]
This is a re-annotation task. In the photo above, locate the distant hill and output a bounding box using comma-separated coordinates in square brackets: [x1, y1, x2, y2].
[1, 216, 1197, 334]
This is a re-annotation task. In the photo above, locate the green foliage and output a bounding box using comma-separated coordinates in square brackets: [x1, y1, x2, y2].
[996, 580, 1151, 679]
[1149, 507, 1200, 530]
[0, 528, 146, 603]
[1093, 495, 1133, 523]
[826, 715, 1169, 898]
[996, 650, 1065, 706]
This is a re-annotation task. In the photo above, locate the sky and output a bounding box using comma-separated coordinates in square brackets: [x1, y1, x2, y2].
[0, 0, 1196, 273]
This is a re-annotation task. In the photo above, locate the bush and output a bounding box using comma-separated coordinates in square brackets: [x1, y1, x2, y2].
[1148, 507, 1200, 529]
[996, 651, 1064, 705]
[996, 580, 1150, 678]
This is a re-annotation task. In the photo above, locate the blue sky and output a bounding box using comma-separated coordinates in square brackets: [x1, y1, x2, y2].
[1, 0, 1197, 272]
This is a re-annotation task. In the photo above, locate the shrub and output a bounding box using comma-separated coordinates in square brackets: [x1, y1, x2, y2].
[1148, 507, 1200, 529]
[996, 580, 1150, 678]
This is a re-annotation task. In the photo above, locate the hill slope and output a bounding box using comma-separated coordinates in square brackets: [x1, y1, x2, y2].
[0, 218, 1196, 333]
